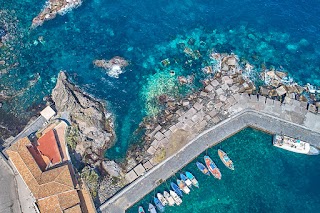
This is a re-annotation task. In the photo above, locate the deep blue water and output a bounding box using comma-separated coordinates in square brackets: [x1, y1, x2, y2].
[0, 0, 320, 156]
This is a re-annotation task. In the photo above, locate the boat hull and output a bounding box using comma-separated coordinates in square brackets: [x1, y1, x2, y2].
[171, 182, 183, 197]
[196, 162, 210, 175]
[170, 190, 182, 205]
[218, 149, 234, 170]
[148, 204, 157, 213]
[204, 156, 222, 179]
[185, 171, 199, 188]
[163, 191, 175, 206]
[177, 179, 190, 194]
[154, 197, 165, 212]
[138, 206, 145, 213]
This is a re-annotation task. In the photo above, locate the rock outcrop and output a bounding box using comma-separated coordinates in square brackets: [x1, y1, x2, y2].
[52, 71, 115, 168]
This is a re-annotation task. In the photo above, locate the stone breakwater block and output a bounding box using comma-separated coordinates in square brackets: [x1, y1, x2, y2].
[186, 107, 197, 117]
[169, 125, 177, 133]
[208, 93, 215, 100]
[219, 95, 227, 102]
[147, 146, 157, 155]
[192, 111, 204, 123]
[204, 84, 214, 92]
[143, 161, 153, 171]
[200, 91, 207, 97]
[209, 109, 218, 117]
[221, 84, 229, 91]
[151, 139, 160, 149]
[134, 164, 146, 176]
[193, 102, 203, 111]
[182, 101, 190, 106]
[216, 88, 224, 95]
[300, 101, 308, 109]
[232, 93, 241, 101]
[308, 104, 317, 113]
[230, 85, 239, 93]
[211, 79, 219, 87]
[164, 130, 172, 138]
[154, 131, 164, 141]
[159, 138, 169, 147]
[148, 125, 162, 137]
[214, 102, 223, 110]
[227, 96, 237, 105]
[212, 116, 221, 124]
[125, 170, 138, 183]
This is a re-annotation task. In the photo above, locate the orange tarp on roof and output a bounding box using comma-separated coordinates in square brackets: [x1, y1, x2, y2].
[38, 129, 62, 164]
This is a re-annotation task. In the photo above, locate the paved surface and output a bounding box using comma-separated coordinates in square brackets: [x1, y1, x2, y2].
[0, 154, 20, 213]
[99, 109, 320, 213]
[3, 115, 47, 149]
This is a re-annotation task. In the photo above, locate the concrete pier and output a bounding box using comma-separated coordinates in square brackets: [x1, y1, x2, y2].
[99, 94, 320, 212]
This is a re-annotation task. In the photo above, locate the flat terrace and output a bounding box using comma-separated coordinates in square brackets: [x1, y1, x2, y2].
[99, 94, 320, 213]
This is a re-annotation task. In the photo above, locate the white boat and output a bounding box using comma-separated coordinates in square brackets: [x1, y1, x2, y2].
[273, 135, 319, 155]
[157, 193, 168, 206]
[163, 191, 175, 206]
[169, 190, 182, 205]
[177, 179, 190, 194]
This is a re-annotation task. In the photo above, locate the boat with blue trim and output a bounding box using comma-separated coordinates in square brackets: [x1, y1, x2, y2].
[177, 179, 190, 194]
[154, 197, 165, 212]
[180, 173, 192, 187]
[204, 155, 222, 179]
[148, 203, 157, 213]
[185, 171, 199, 188]
[196, 161, 210, 176]
[138, 206, 145, 213]
[171, 182, 183, 197]
[218, 149, 234, 170]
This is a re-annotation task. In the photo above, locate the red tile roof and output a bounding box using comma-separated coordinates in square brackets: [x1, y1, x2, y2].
[38, 129, 62, 164]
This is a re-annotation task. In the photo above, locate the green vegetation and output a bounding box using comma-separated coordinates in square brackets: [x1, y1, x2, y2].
[66, 125, 80, 149]
[80, 166, 99, 198]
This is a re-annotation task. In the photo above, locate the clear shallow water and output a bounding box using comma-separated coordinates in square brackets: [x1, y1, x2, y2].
[126, 128, 320, 213]
[1, 0, 320, 156]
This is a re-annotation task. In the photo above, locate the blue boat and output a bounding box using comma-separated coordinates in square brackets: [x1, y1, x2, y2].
[138, 206, 145, 213]
[196, 161, 210, 176]
[154, 197, 165, 212]
[180, 173, 192, 187]
[171, 182, 183, 197]
[185, 171, 199, 188]
[148, 203, 157, 213]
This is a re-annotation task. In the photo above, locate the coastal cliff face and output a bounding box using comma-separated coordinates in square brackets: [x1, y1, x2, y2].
[52, 71, 115, 167]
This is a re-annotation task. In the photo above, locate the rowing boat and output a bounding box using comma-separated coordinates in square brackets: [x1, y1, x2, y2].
[171, 182, 183, 197]
[218, 149, 234, 170]
[180, 173, 192, 187]
[138, 206, 145, 213]
[204, 155, 222, 179]
[169, 190, 182, 205]
[148, 203, 157, 213]
[196, 161, 210, 176]
[163, 191, 175, 206]
[177, 179, 190, 194]
[154, 197, 165, 212]
[185, 171, 199, 188]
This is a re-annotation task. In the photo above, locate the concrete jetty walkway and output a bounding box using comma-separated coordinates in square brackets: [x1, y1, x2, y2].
[99, 101, 320, 212]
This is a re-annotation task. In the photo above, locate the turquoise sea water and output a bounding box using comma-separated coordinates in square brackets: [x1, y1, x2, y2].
[0, 1, 320, 155]
[126, 128, 320, 213]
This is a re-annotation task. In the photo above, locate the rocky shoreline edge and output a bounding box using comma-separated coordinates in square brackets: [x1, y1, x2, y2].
[47, 52, 320, 206]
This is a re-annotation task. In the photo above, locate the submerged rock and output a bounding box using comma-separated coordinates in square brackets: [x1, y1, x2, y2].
[52, 71, 115, 166]
[0, 27, 6, 39]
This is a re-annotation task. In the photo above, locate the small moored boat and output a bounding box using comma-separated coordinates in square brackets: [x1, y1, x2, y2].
[163, 191, 175, 206]
[204, 155, 222, 179]
[180, 173, 192, 187]
[185, 171, 199, 188]
[138, 206, 145, 213]
[177, 179, 190, 194]
[218, 149, 234, 170]
[169, 190, 182, 205]
[171, 182, 183, 197]
[196, 162, 210, 176]
[157, 193, 168, 206]
[154, 197, 165, 212]
[148, 203, 157, 213]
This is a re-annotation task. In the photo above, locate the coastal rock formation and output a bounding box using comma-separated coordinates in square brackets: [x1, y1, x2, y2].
[52, 71, 115, 168]
[93, 56, 129, 78]
[31, 0, 82, 28]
